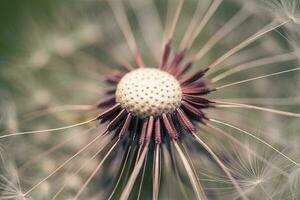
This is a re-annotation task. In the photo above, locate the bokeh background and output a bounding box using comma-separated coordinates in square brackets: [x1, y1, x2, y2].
[0, 0, 60, 59]
[0, 0, 299, 199]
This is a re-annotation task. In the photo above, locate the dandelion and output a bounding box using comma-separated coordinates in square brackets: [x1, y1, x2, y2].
[1, 0, 300, 199]
[254, 0, 300, 25]
[0, 161, 29, 200]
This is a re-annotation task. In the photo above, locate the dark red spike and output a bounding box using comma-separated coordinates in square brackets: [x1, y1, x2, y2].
[139, 120, 148, 145]
[181, 101, 206, 120]
[105, 78, 119, 84]
[176, 108, 195, 132]
[97, 95, 116, 108]
[145, 116, 154, 145]
[106, 109, 127, 132]
[183, 80, 207, 88]
[182, 98, 210, 108]
[160, 40, 172, 69]
[105, 75, 122, 84]
[168, 65, 181, 76]
[155, 118, 162, 144]
[162, 113, 177, 140]
[119, 113, 132, 138]
[180, 68, 210, 85]
[97, 103, 121, 120]
[135, 52, 146, 68]
[175, 61, 193, 78]
[167, 114, 178, 136]
[183, 94, 213, 104]
[131, 117, 140, 139]
[167, 49, 186, 72]
[182, 87, 212, 95]
[106, 88, 116, 95]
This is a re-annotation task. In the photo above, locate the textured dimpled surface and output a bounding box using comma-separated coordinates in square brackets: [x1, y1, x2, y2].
[116, 68, 182, 118]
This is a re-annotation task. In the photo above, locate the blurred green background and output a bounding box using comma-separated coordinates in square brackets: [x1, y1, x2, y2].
[0, 0, 60, 61]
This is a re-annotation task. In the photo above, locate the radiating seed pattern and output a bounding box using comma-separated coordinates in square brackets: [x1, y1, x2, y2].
[0, 0, 300, 199]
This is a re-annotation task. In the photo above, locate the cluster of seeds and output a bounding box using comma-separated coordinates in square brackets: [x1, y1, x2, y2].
[116, 68, 182, 118]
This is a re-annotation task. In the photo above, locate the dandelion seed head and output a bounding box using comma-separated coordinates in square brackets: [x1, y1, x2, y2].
[251, 178, 264, 186]
[257, 0, 300, 24]
[0, 162, 30, 200]
[116, 68, 182, 118]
